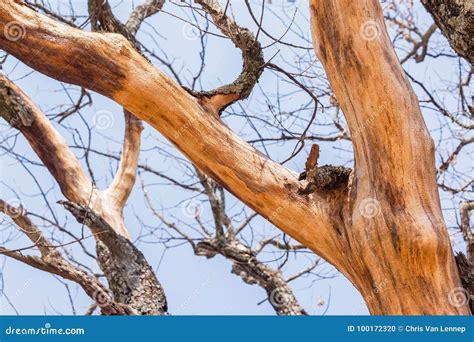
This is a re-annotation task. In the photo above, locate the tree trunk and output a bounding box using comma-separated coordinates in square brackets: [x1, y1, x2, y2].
[0, 0, 469, 315]
[309, 0, 468, 314]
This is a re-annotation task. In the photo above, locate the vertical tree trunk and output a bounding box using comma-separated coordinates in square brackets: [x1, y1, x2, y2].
[309, 0, 469, 315]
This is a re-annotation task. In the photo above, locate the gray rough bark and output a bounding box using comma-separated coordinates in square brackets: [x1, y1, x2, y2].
[455, 253, 473, 314]
[421, 0, 474, 65]
[196, 239, 307, 315]
[61, 201, 168, 315]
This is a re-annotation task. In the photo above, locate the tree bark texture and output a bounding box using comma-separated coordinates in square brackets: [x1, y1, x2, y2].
[0, 0, 469, 315]
[0, 68, 166, 315]
[421, 0, 473, 65]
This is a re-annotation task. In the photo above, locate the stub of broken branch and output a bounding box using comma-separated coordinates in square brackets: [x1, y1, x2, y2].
[298, 144, 351, 194]
[299, 165, 352, 194]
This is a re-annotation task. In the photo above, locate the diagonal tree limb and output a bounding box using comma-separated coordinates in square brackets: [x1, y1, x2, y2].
[0, 0, 342, 267]
[0, 74, 131, 238]
[0, 74, 93, 204]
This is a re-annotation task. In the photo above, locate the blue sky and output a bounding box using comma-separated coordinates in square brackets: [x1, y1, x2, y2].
[0, 0, 471, 315]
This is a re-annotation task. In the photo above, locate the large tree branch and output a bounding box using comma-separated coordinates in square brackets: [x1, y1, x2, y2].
[0, 78, 167, 313]
[421, 0, 473, 65]
[0, 1, 342, 266]
[0, 74, 132, 237]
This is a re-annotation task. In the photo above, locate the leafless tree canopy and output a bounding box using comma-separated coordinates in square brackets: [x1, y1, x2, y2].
[0, 0, 472, 315]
